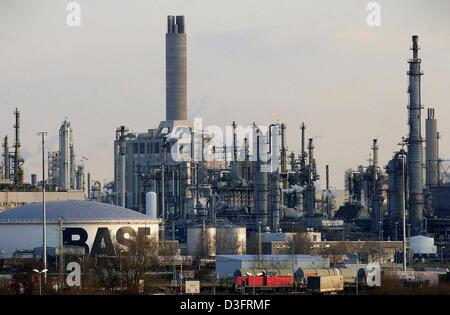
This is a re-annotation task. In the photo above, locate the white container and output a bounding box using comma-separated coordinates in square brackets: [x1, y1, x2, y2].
[145, 191, 157, 219]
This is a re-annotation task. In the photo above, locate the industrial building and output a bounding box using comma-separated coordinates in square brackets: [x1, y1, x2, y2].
[1, 108, 24, 187]
[47, 119, 85, 192]
[0, 9, 449, 297]
[0, 111, 88, 214]
[107, 15, 450, 264]
[113, 16, 346, 248]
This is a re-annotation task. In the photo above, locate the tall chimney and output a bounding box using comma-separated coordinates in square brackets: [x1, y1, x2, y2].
[166, 15, 187, 121]
[425, 108, 439, 206]
[13, 108, 23, 185]
[407, 35, 424, 235]
[3, 135, 9, 180]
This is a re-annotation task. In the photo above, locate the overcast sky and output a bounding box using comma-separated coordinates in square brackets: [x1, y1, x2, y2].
[0, 0, 449, 189]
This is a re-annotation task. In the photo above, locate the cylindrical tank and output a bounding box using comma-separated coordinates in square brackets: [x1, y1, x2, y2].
[294, 267, 364, 284]
[187, 226, 216, 257]
[216, 225, 246, 255]
[31, 174, 37, 186]
[145, 192, 157, 219]
[295, 268, 341, 281]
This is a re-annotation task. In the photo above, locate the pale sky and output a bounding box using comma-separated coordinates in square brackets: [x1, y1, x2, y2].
[0, 0, 449, 189]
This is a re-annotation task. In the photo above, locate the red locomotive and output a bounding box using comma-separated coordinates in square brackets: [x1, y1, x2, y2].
[234, 269, 294, 292]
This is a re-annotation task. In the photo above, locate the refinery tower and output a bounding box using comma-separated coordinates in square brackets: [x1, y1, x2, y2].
[407, 35, 424, 236]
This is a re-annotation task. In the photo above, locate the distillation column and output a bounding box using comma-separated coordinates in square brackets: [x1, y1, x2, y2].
[254, 128, 269, 229]
[425, 108, 439, 210]
[3, 136, 9, 180]
[407, 35, 424, 236]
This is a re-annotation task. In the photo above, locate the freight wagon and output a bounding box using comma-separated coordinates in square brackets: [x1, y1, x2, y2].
[307, 275, 344, 294]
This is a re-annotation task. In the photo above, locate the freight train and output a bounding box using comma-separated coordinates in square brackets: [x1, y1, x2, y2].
[233, 267, 368, 294]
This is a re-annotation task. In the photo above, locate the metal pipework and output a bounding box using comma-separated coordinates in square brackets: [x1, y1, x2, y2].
[407, 35, 424, 236]
[166, 15, 187, 121]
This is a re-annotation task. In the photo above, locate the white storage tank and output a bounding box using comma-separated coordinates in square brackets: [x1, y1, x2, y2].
[216, 225, 246, 255]
[409, 235, 437, 254]
[0, 200, 161, 258]
[145, 191, 157, 219]
[187, 225, 216, 257]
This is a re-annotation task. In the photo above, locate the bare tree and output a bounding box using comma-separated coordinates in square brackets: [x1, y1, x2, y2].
[216, 232, 246, 255]
[94, 257, 120, 294]
[118, 234, 159, 293]
[290, 233, 313, 255]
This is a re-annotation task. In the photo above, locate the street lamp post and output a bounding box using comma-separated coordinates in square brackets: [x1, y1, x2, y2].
[37, 132, 48, 282]
[33, 268, 48, 295]
[355, 252, 359, 295]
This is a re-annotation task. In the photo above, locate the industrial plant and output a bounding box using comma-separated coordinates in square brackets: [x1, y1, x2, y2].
[0, 15, 450, 296]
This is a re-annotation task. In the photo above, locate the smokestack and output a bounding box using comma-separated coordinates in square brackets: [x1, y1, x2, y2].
[59, 119, 73, 191]
[117, 126, 128, 208]
[3, 135, 9, 180]
[426, 108, 439, 192]
[372, 139, 379, 201]
[407, 35, 424, 236]
[166, 15, 187, 121]
[326, 164, 329, 190]
[281, 123, 287, 173]
[13, 108, 23, 185]
[306, 138, 316, 217]
[254, 128, 269, 228]
[300, 122, 306, 169]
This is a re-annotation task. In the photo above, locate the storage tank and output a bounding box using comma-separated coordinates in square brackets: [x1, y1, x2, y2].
[0, 200, 161, 258]
[409, 235, 437, 254]
[187, 225, 216, 257]
[145, 191, 157, 219]
[31, 174, 37, 186]
[216, 225, 246, 255]
[295, 268, 341, 281]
